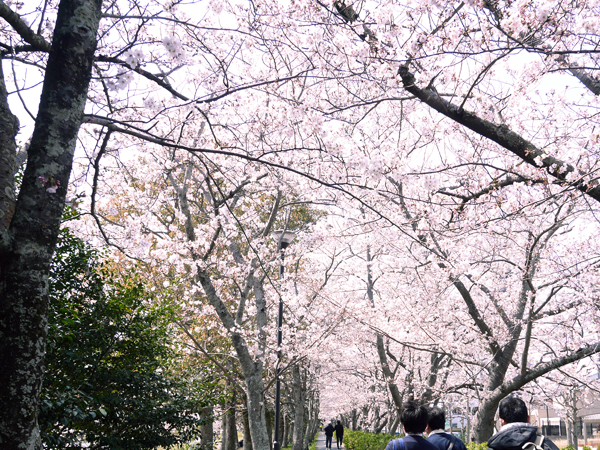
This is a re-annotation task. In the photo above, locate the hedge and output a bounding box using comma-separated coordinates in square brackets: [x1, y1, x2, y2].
[466, 442, 488, 450]
[343, 429, 397, 450]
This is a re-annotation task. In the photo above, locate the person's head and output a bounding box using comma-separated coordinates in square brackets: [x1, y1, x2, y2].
[400, 400, 429, 434]
[498, 397, 529, 425]
[337, 420, 341, 425]
[427, 406, 445, 432]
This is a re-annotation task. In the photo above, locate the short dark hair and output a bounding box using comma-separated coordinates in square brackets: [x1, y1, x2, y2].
[401, 400, 429, 434]
[427, 406, 445, 431]
[499, 397, 528, 424]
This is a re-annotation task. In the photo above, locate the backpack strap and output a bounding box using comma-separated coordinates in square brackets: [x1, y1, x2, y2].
[448, 434, 457, 450]
[522, 435, 545, 450]
[398, 439, 405, 450]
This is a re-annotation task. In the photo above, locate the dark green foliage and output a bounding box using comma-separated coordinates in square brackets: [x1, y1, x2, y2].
[343, 429, 398, 450]
[40, 230, 206, 449]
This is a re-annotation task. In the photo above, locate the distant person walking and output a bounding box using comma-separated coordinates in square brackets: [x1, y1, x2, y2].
[324, 421, 335, 449]
[426, 407, 467, 450]
[488, 397, 559, 450]
[385, 401, 439, 450]
[335, 420, 344, 448]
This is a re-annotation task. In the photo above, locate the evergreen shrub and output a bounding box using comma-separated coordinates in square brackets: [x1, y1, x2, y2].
[466, 442, 488, 450]
[343, 429, 397, 450]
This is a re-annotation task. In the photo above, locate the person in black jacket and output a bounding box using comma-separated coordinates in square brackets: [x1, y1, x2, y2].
[426, 407, 467, 450]
[324, 422, 335, 449]
[335, 420, 344, 448]
[487, 397, 559, 450]
[385, 401, 439, 450]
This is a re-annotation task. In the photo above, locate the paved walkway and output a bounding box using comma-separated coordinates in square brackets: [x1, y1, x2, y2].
[315, 431, 327, 450]
[314, 432, 343, 450]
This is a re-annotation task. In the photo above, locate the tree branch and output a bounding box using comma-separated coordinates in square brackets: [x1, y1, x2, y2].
[0, 1, 51, 52]
[398, 64, 600, 204]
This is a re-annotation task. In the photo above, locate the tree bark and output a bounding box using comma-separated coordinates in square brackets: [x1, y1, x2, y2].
[282, 414, 290, 449]
[0, 60, 19, 232]
[223, 394, 238, 450]
[201, 405, 215, 450]
[567, 393, 578, 448]
[292, 364, 306, 450]
[471, 340, 600, 442]
[266, 408, 274, 450]
[0, 0, 102, 448]
[351, 409, 358, 431]
[375, 417, 388, 434]
[242, 405, 253, 450]
[196, 269, 271, 450]
[303, 393, 319, 450]
[388, 414, 400, 436]
[376, 334, 404, 411]
[397, 63, 600, 204]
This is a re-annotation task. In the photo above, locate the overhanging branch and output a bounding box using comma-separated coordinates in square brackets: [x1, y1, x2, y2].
[398, 64, 600, 204]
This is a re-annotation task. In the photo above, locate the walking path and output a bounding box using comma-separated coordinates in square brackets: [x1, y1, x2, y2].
[315, 431, 328, 450]
[314, 431, 343, 450]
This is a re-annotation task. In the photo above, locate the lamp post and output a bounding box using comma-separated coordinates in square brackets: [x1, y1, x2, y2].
[272, 230, 295, 450]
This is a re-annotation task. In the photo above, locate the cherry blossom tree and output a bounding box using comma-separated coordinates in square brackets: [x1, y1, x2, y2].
[0, 0, 323, 446]
[0, 0, 103, 447]
[3, 0, 600, 448]
[308, 178, 600, 441]
[300, 0, 600, 441]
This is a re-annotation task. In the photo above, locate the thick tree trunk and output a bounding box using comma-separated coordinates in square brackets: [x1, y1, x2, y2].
[292, 364, 306, 450]
[0, 61, 19, 232]
[201, 405, 215, 449]
[375, 417, 388, 434]
[472, 396, 501, 443]
[282, 415, 291, 448]
[472, 339, 600, 443]
[466, 399, 471, 443]
[222, 411, 228, 450]
[223, 395, 238, 450]
[221, 366, 238, 450]
[242, 405, 253, 450]
[266, 408, 274, 450]
[197, 270, 271, 450]
[567, 416, 576, 447]
[246, 373, 269, 450]
[302, 393, 318, 450]
[567, 394, 578, 448]
[281, 415, 289, 448]
[359, 405, 371, 431]
[0, 0, 101, 448]
[388, 414, 400, 436]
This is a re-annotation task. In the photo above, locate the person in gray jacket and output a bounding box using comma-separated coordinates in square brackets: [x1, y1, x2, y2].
[487, 397, 559, 450]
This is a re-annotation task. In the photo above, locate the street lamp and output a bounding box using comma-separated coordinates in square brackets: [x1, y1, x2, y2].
[272, 230, 295, 450]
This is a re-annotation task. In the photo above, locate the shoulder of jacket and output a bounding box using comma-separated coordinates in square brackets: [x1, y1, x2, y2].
[541, 437, 559, 450]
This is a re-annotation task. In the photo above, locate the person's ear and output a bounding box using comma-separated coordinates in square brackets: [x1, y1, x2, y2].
[500, 419, 506, 426]
[526, 415, 531, 424]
